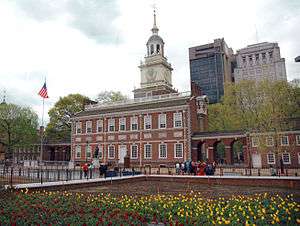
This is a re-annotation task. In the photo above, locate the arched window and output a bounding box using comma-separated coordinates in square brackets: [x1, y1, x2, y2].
[156, 44, 160, 53]
[150, 45, 154, 55]
[214, 142, 225, 164]
[232, 141, 244, 164]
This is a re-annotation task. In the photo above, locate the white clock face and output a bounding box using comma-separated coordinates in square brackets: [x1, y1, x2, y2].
[146, 68, 157, 82]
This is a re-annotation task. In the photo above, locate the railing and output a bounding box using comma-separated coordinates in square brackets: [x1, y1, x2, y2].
[0, 166, 141, 188]
[85, 91, 191, 111]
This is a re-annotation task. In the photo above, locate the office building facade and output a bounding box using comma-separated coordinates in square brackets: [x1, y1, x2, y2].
[234, 42, 287, 82]
[189, 38, 234, 104]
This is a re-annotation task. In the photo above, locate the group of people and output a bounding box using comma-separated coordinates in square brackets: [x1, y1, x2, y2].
[175, 160, 216, 176]
[81, 162, 109, 179]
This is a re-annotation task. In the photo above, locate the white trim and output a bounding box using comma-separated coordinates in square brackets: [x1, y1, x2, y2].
[298, 152, 300, 165]
[119, 117, 126, 131]
[130, 116, 138, 131]
[97, 120, 103, 133]
[282, 152, 291, 164]
[296, 135, 300, 146]
[144, 144, 152, 159]
[108, 145, 115, 159]
[159, 143, 167, 159]
[144, 115, 152, 130]
[86, 121, 92, 134]
[280, 136, 289, 146]
[73, 127, 186, 136]
[266, 136, 274, 147]
[173, 112, 182, 128]
[267, 152, 275, 165]
[158, 114, 166, 129]
[174, 143, 183, 158]
[75, 145, 81, 158]
[108, 118, 115, 132]
[73, 105, 189, 120]
[86, 144, 91, 158]
[75, 122, 82, 134]
[130, 144, 138, 159]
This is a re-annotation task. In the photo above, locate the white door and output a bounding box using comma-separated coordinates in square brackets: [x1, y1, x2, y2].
[118, 145, 127, 164]
[252, 154, 262, 168]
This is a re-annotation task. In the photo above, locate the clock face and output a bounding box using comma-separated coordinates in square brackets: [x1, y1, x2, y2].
[146, 68, 157, 82]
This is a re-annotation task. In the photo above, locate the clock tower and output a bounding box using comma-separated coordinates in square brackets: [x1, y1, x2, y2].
[133, 10, 177, 99]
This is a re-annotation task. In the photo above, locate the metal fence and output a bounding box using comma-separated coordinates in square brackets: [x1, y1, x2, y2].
[0, 166, 141, 188]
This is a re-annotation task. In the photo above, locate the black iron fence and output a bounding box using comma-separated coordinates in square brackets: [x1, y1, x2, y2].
[0, 166, 141, 188]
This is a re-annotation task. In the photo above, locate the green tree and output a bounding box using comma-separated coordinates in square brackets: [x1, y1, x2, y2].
[208, 80, 300, 169]
[46, 94, 90, 142]
[96, 91, 128, 104]
[0, 103, 39, 159]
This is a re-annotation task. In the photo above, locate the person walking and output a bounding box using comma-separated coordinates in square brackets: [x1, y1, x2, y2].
[82, 163, 88, 179]
[89, 162, 94, 179]
[175, 162, 180, 175]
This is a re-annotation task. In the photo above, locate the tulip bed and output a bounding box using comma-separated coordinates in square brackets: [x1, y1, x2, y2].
[0, 189, 299, 225]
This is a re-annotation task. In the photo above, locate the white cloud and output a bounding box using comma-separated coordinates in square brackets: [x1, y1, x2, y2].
[0, 0, 299, 125]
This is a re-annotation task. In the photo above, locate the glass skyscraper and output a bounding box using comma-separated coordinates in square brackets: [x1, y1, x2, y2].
[189, 38, 234, 104]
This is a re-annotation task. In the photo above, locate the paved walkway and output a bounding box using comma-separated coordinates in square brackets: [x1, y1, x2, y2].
[4, 174, 299, 190]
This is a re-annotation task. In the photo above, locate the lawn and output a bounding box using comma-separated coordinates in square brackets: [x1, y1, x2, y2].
[0, 189, 299, 225]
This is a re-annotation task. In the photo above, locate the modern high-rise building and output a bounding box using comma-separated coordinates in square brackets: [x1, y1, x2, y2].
[189, 38, 234, 104]
[234, 42, 287, 82]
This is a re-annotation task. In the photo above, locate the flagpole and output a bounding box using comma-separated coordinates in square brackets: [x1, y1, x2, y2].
[40, 97, 45, 163]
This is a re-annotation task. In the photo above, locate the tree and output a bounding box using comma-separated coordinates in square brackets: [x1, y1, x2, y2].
[46, 94, 90, 142]
[95, 91, 128, 104]
[0, 103, 39, 159]
[208, 80, 300, 170]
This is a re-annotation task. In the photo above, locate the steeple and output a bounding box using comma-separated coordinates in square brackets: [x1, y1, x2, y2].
[151, 9, 159, 35]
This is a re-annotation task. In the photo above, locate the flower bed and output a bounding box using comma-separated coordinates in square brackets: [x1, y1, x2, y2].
[0, 189, 299, 225]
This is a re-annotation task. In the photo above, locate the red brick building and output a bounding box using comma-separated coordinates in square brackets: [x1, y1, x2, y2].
[71, 12, 208, 168]
[192, 130, 300, 169]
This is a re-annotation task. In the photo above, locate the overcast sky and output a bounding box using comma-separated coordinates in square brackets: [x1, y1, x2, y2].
[0, 0, 299, 124]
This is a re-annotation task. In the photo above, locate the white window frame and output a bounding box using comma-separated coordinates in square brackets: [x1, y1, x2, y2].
[131, 116, 138, 131]
[159, 114, 166, 129]
[296, 135, 300, 146]
[159, 143, 167, 159]
[251, 137, 259, 147]
[280, 136, 289, 146]
[86, 121, 92, 134]
[131, 144, 138, 159]
[86, 145, 91, 158]
[119, 118, 126, 131]
[75, 146, 81, 158]
[267, 153, 275, 165]
[76, 122, 82, 134]
[97, 120, 103, 133]
[298, 152, 300, 165]
[173, 112, 182, 128]
[97, 145, 103, 159]
[144, 115, 152, 130]
[282, 152, 291, 164]
[266, 136, 274, 147]
[174, 143, 183, 158]
[144, 144, 152, 159]
[108, 119, 115, 132]
[108, 145, 115, 159]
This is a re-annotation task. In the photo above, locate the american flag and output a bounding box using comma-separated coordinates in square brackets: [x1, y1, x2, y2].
[38, 82, 49, 98]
